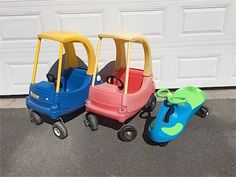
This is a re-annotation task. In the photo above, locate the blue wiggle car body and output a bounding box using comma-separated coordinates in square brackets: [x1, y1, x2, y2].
[148, 86, 208, 146]
[26, 31, 98, 139]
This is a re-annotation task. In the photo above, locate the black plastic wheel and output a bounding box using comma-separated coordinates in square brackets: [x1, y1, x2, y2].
[85, 114, 98, 131]
[143, 95, 156, 112]
[196, 106, 209, 118]
[29, 110, 43, 125]
[118, 124, 137, 142]
[52, 121, 68, 139]
[157, 142, 169, 147]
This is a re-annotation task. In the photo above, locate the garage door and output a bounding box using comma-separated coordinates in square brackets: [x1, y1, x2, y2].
[0, 0, 235, 95]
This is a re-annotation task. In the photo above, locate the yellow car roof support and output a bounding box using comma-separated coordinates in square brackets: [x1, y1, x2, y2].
[56, 43, 64, 92]
[63, 42, 78, 70]
[38, 31, 95, 75]
[124, 42, 131, 95]
[114, 39, 126, 70]
[98, 32, 152, 76]
[31, 39, 41, 83]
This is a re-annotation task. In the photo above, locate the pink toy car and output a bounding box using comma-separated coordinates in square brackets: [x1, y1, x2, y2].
[84, 32, 156, 142]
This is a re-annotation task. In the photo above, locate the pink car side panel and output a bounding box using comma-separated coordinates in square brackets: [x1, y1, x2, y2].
[85, 69, 156, 123]
[86, 100, 131, 122]
[122, 76, 155, 113]
[88, 83, 122, 106]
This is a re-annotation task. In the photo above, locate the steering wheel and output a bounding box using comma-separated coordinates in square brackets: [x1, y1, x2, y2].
[105, 75, 124, 90]
[46, 73, 61, 88]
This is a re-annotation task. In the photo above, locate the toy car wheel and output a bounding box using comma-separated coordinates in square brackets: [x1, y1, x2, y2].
[196, 106, 209, 118]
[85, 114, 98, 131]
[52, 121, 68, 139]
[118, 124, 137, 142]
[157, 142, 169, 147]
[143, 95, 156, 112]
[29, 110, 43, 125]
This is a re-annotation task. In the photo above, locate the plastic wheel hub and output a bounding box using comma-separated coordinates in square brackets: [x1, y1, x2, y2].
[53, 128, 61, 137]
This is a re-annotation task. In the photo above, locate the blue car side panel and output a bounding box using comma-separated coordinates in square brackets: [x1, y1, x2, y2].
[56, 68, 90, 110]
[26, 68, 95, 119]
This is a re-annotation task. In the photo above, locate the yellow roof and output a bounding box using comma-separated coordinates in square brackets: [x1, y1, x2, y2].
[98, 32, 148, 43]
[38, 31, 95, 75]
[98, 32, 152, 76]
[38, 31, 90, 43]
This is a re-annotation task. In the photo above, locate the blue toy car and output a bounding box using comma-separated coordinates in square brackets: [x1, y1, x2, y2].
[148, 86, 209, 146]
[26, 31, 99, 139]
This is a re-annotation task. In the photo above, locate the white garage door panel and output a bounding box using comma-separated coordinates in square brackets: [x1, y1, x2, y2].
[0, 15, 41, 41]
[7, 63, 47, 85]
[1, 61, 49, 94]
[120, 9, 165, 37]
[0, 0, 235, 95]
[58, 12, 103, 37]
[177, 56, 219, 79]
[181, 7, 226, 35]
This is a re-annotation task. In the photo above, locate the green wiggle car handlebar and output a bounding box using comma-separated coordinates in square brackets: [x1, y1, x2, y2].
[156, 88, 187, 105]
[168, 96, 187, 104]
[156, 88, 172, 98]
